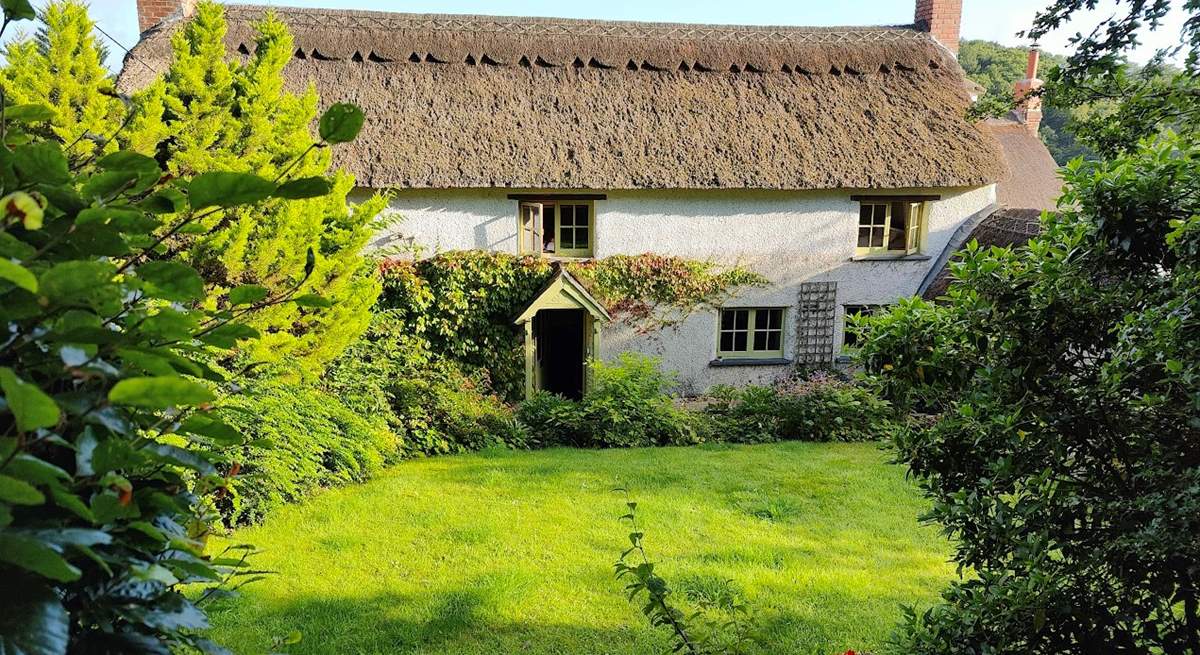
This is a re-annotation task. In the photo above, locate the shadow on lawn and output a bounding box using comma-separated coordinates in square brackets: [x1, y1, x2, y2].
[227, 589, 654, 655]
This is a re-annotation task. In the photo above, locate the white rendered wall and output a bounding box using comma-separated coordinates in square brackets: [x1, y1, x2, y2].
[368, 186, 996, 393]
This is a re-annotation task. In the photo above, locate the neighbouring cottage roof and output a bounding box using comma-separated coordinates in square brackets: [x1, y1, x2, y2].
[119, 6, 1008, 191]
[920, 208, 1043, 300]
[983, 117, 1062, 211]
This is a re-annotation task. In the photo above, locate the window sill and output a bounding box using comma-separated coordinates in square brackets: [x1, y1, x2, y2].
[849, 253, 932, 262]
[709, 358, 793, 368]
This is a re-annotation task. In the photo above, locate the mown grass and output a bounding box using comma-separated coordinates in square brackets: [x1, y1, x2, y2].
[207, 442, 954, 655]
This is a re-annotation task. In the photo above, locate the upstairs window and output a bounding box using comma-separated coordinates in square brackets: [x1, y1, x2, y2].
[717, 308, 784, 359]
[856, 201, 924, 256]
[519, 201, 594, 258]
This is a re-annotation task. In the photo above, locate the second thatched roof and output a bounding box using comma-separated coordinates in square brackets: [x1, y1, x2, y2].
[120, 6, 1007, 191]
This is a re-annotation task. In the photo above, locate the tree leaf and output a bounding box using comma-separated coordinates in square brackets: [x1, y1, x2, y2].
[0, 258, 37, 292]
[11, 142, 69, 185]
[0, 474, 44, 505]
[0, 0, 36, 21]
[80, 170, 140, 202]
[3, 454, 69, 485]
[5, 104, 55, 123]
[0, 367, 60, 432]
[109, 376, 215, 409]
[143, 442, 217, 477]
[291, 294, 332, 308]
[197, 323, 259, 348]
[0, 533, 80, 581]
[137, 261, 205, 302]
[274, 176, 332, 200]
[0, 576, 70, 655]
[228, 284, 269, 306]
[38, 261, 115, 304]
[318, 103, 365, 144]
[188, 172, 276, 210]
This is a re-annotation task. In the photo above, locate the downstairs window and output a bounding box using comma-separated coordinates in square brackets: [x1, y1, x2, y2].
[717, 308, 785, 359]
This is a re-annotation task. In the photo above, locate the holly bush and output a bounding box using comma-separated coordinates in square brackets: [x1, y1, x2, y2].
[860, 133, 1200, 653]
[0, 0, 368, 643]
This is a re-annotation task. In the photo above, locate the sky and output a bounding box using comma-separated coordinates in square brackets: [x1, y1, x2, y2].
[15, 0, 1193, 72]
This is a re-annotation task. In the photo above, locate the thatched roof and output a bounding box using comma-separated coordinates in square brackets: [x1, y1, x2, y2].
[921, 208, 1043, 300]
[120, 6, 1007, 191]
[984, 118, 1062, 211]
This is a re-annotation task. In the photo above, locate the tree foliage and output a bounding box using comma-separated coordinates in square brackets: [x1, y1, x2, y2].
[0, 2, 368, 646]
[861, 132, 1200, 654]
[3, 0, 387, 378]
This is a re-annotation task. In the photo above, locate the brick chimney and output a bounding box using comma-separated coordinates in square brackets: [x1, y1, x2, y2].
[1013, 48, 1044, 134]
[137, 0, 197, 33]
[914, 0, 962, 56]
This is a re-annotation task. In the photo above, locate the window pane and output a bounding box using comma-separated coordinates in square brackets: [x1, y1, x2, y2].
[888, 202, 908, 251]
[543, 206, 556, 252]
[575, 204, 589, 226]
[733, 331, 747, 351]
[858, 204, 873, 227]
[858, 227, 872, 248]
[559, 204, 574, 227]
[753, 331, 768, 350]
[768, 309, 782, 329]
[721, 310, 735, 330]
[720, 332, 734, 351]
[871, 227, 884, 248]
[766, 332, 781, 350]
[735, 310, 748, 329]
[575, 227, 589, 249]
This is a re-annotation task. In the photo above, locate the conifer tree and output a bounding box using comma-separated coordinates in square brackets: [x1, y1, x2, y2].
[2, 1, 388, 376]
[125, 3, 388, 375]
[0, 1, 121, 159]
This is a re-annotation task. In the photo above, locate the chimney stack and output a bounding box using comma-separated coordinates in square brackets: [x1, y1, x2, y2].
[914, 0, 962, 56]
[1013, 48, 1044, 134]
[137, 0, 197, 33]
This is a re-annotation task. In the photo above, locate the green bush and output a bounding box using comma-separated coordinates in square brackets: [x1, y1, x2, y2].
[515, 391, 587, 447]
[327, 309, 527, 458]
[704, 372, 895, 443]
[520, 354, 699, 448]
[218, 382, 400, 526]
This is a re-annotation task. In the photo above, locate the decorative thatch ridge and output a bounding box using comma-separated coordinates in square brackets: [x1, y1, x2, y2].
[120, 6, 1007, 191]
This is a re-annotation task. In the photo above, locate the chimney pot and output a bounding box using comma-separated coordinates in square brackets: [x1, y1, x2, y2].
[137, 0, 197, 34]
[914, 0, 962, 56]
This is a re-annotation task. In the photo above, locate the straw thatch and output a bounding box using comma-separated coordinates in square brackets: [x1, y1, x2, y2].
[984, 117, 1062, 211]
[119, 6, 1007, 191]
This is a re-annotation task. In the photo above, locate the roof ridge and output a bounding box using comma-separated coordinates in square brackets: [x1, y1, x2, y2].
[224, 6, 927, 45]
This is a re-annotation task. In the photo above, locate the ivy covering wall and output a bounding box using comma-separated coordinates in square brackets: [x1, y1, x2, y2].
[375, 251, 767, 402]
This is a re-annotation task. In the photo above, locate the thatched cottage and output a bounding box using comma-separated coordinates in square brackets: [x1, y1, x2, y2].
[124, 0, 1059, 398]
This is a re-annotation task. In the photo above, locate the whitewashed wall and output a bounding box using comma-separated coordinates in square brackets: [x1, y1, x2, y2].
[367, 185, 997, 392]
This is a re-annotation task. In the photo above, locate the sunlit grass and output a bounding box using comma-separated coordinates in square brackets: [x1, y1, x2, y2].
[207, 442, 954, 655]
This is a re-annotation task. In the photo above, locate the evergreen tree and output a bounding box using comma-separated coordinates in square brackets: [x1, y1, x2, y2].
[2, 1, 388, 376]
[0, 1, 121, 159]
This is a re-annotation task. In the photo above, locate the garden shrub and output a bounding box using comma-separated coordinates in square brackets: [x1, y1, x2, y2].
[861, 134, 1200, 653]
[517, 391, 588, 447]
[217, 382, 400, 526]
[703, 372, 895, 443]
[519, 354, 700, 448]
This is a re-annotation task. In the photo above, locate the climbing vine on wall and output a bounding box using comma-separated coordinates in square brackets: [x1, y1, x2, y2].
[375, 251, 766, 402]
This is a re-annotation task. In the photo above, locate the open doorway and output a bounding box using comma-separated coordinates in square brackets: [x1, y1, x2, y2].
[535, 309, 587, 399]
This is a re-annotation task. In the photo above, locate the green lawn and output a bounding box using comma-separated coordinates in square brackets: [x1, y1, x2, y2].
[207, 442, 955, 655]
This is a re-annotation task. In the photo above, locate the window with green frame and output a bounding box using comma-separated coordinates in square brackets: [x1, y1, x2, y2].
[856, 200, 924, 256]
[518, 200, 594, 258]
[717, 308, 785, 359]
